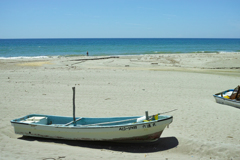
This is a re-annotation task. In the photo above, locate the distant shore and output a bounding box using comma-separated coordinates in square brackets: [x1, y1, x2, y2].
[1, 52, 240, 76]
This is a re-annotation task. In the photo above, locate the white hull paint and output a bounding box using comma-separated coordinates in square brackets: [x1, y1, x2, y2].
[11, 115, 173, 142]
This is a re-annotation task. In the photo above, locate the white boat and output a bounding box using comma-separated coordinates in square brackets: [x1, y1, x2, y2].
[10, 113, 173, 142]
[213, 86, 240, 109]
[11, 87, 174, 142]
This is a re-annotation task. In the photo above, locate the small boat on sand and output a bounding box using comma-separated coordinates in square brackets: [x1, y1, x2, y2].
[10, 113, 173, 142]
[213, 86, 240, 109]
[11, 87, 173, 142]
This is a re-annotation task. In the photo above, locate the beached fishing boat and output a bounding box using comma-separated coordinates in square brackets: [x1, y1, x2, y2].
[213, 86, 240, 109]
[10, 114, 173, 142]
[10, 87, 173, 142]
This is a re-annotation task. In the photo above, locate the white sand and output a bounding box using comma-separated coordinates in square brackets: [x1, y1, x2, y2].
[1, 53, 240, 160]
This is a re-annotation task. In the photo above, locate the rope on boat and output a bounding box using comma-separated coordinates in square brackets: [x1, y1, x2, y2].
[158, 109, 178, 115]
[76, 109, 178, 126]
[65, 117, 83, 126]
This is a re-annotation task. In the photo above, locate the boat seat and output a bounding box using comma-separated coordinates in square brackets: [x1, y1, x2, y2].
[21, 116, 48, 125]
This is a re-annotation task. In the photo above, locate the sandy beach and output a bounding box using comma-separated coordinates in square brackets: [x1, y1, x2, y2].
[1, 52, 240, 160]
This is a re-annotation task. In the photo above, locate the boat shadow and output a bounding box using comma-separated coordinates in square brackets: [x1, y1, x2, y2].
[18, 136, 178, 153]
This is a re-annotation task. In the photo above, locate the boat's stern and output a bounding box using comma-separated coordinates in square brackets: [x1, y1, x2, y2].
[10, 114, 49, 136]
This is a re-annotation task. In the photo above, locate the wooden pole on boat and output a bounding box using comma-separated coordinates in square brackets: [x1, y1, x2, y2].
[72, 87, 76, 126]
[145, 111, 149, 120]
[235, 85, 240, 99]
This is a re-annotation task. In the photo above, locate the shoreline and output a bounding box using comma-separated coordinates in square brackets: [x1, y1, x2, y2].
[1, 52, 239, 76]
[1, 51, 240, 60]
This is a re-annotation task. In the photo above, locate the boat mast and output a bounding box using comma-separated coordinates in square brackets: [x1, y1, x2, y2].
[72, 87, 76, 126]
[236, 85, 240, 100]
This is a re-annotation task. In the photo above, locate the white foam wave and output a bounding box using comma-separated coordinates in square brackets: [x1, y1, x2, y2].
[0, 56, 50, 60]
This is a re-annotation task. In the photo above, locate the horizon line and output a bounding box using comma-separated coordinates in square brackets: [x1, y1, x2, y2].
[1, 37, 240, 40]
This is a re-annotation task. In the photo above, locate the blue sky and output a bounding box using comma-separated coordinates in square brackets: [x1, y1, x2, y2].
[0, 0, 240, 38]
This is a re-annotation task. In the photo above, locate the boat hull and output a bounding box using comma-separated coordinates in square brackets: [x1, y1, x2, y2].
[11, 115, 173, 142]
[213, 89, 240, 109]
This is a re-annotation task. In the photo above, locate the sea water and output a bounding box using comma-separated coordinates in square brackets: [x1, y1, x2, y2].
[0, 38, 240, 59]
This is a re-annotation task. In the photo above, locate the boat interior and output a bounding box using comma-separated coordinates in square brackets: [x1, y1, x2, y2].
[11, 114, 171, 127]
[216, 86, 240, 101]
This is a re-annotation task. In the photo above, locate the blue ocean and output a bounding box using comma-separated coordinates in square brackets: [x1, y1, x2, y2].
[0, 38, 240, 59]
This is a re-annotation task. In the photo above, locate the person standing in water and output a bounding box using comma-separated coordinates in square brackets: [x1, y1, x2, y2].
[86, 51, 89, 56]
